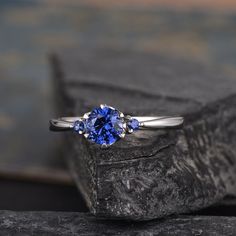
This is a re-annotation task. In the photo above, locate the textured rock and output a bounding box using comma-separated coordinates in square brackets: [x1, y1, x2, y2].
[0, 211, 236, 236]
[51, 48, 236, 220]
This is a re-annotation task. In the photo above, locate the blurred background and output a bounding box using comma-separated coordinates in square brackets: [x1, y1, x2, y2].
[1, 0, 236, 213]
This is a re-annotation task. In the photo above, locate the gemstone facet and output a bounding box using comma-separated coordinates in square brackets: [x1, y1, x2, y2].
[73, 120, 85, 134]
[127, 118, 139, 131]
[85, 105, 125, 146]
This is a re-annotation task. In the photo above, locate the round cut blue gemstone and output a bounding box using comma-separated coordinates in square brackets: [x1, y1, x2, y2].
[85, 105, 124, 145]
[73, 120, 85, 133]
[127, 118, 139, 131]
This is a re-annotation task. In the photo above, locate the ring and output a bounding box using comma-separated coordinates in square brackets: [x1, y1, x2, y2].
[49, 104, 184, 148]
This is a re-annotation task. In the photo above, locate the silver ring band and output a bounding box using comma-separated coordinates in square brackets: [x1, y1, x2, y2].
[50, 116, 184, 131]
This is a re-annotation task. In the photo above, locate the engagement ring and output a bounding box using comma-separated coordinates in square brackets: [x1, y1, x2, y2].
[50, 104, 184, 148]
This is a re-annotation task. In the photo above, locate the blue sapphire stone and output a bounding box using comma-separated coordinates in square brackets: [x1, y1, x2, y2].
[127, 118, 139, 131]
[73, 120, 85, 133]
[85, 105, 124, 145]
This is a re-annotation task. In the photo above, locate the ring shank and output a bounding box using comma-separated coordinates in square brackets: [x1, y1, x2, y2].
[50, 116, 184, 131]
[133, 116, 184, 129]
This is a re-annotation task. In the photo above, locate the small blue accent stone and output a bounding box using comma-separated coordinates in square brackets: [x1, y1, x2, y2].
[73, 120, 85, 133]
[85, 105, 124, 145]
[127, 118, 139, 131]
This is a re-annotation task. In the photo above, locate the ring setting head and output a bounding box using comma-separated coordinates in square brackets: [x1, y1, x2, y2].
[73, 104, 137, 147]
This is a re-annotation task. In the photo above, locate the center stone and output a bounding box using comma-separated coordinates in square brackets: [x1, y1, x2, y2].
[85, 105, 124, 145]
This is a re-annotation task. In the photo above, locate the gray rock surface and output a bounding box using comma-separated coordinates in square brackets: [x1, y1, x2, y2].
[0, 211, 236, 236]
[51, 48, 236, 220]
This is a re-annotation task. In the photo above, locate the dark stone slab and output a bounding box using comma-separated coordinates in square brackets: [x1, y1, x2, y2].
[197, 196, 236, 216]
[0, 179, 87, 212]
[51, 48, 236, 220]
[0, 211, 236, 236]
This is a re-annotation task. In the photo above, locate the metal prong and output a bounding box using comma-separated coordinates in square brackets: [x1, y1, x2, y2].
[83, 112, 91, 119]
[119, 133, 126, 138]
[100, 104, 107, 109]
[84, 133, 89, 138]
[101, 143, 109, 149]
[120, 112, 124, 118]
[127, 128, 134, 134]
[139, 122, 145, 127]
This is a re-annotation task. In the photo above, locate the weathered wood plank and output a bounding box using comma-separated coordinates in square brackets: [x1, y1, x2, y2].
[0, 211, 236, 236]
[51, 48, 236, 220]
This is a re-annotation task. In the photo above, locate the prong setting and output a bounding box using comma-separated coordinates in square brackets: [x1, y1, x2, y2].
[83, 112, 91, 119]
[101, 143, 110, 149]
[100, 104, 106, 109]
[127, 127, 134, 134]
[126, 117, 140, 133]
[81, 104, 126, 147]
[120, 112, 124, 118]
[73, 118, 86, 134]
